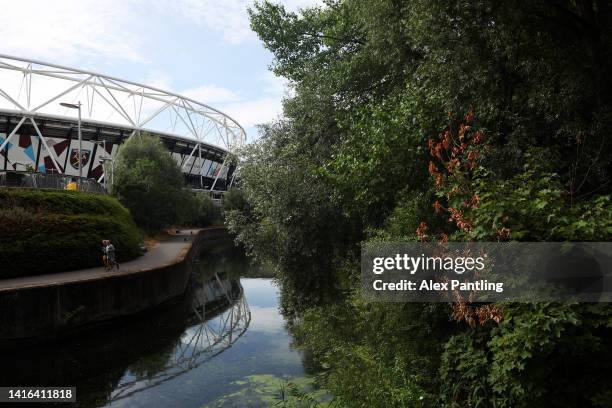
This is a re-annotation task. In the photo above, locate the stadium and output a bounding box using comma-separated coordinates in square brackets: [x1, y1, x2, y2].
[0, 54, 246, 192]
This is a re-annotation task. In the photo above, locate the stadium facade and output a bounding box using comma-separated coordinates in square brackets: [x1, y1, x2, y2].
[0, 55, 246, 191]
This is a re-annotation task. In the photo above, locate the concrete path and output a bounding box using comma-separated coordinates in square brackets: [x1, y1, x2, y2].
[0, 227, 221, 292]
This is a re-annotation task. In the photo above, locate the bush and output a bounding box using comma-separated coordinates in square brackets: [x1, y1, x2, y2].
[0, 189, 142, 278]
[223, 189, 249, 213]
[113, 133, 192, 232]
[184, 193, 221, 227]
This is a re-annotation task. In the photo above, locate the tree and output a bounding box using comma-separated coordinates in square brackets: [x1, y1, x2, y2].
[234, 1, 612, 406]
[226, 121, 356, 311]
[222, 188, 249, 214]
[113, 133, 192, 231]
[185, 192, 222, 227]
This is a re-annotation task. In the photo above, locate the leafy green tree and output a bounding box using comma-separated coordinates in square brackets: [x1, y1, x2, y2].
[113, 133, 193, 231]
[188, 192, 222, 226]
[222, 188, 250, 213]
[230, 1, 612, 406]
[226, 122, 358, 311]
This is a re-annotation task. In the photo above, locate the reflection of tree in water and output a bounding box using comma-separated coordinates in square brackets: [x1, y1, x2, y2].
[108, 273, 251, 403]
[127, 344, 178, 381]
[196, 238, 275, 280]
[195, 238, 246, 281]
[280, 290, 326, 379]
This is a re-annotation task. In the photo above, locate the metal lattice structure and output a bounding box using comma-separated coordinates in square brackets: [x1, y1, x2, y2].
[109, 276, 251, 403]
[0, 54, 246, 191]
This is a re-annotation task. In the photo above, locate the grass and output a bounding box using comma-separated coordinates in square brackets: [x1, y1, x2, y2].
[0, 188, 142, 279]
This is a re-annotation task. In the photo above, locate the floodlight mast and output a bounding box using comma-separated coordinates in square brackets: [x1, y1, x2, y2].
[60, 101, 83, 186]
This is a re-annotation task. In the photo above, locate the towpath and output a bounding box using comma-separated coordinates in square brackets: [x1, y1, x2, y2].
[0, 227, 223, 292]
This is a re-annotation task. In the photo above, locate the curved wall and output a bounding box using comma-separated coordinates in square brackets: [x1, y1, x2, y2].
[0, 227, 228, 342]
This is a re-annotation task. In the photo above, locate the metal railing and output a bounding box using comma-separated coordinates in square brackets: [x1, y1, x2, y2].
[191, 188, 226, 206]
[0, 170, 107, 194]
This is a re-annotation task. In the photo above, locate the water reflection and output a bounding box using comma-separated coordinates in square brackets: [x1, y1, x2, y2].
[108, 273, 251, 403]
[0, 240, 312, 408]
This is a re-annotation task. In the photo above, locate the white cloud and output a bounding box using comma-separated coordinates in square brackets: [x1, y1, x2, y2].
[141, 70, 174, 91]
[0, 0, 305, 141]
[168, 0, 255, 44]
[165, 0, 324, 44]
[248, 305, 287, 332]
[180, 71, 289, 131]
[221, 96, 283, 129]
[259, 70, 291, 96]
[0, 0, 145, 64]
[223, 72, 290, 129]
[0, 0, 325, 63]
[182, 85, 241, 105]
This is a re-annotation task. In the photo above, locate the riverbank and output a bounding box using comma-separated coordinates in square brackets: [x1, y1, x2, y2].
[0, 227, 227, 342]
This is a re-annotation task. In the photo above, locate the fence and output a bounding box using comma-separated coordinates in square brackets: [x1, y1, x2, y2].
[0, 170, 107, 194]
[190, 189, 226, 207]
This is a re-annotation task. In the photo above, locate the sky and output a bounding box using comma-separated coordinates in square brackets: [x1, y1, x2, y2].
[0, 0, 321, 141]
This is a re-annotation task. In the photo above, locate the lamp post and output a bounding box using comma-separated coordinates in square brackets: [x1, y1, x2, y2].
[59, 101, 82, 187]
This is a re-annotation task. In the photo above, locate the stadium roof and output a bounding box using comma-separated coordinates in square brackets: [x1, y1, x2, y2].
[0, 54, 247, 155]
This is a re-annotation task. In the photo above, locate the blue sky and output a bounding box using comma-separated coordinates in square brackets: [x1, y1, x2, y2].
[0, 0, 320, 140]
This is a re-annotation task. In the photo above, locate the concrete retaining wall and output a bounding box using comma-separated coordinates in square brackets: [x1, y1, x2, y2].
[0, 227, 228, 340]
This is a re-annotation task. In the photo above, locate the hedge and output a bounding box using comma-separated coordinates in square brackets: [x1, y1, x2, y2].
[0, 189, 142, 278]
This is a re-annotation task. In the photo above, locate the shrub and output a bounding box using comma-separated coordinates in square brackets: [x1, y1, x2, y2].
[113, 133, 190, 232]
[193, 193, 222, 226]
[223, 189, 249, 213]
[0, 189, 142, 278]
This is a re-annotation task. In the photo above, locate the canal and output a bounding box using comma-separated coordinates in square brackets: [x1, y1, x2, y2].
[0, 239, 324, 407]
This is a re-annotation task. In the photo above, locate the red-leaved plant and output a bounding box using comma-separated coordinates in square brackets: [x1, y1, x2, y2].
[420, 108, 503, 327]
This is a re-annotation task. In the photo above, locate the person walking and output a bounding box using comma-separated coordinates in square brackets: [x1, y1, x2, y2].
[105, 240, 119, 270]
[102, 239, 119, 270]
[101, 240, 109, 269]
